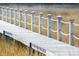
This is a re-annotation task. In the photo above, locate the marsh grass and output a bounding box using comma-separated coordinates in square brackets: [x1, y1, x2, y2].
[0, 37, 29, 56]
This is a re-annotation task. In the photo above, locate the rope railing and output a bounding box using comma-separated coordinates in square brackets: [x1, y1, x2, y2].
[51, 19, 57, 22]
[18, 18, 57, 33]
[42, 26, 47, 30]
[60, 31, 69, 36]
[61, 20, 69, 24]
[74, 23, 79, 27]
[42, 17, 48, 20]
[1, 6, 79, 47]
[20, 20, 39, 28]
[73, 35, 79, 40]
[51, 29, 57, 32]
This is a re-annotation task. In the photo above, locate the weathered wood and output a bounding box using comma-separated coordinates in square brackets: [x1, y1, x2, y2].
[57, 16, 62, 41]
[9, 8, 13, 24]
[39, 12, 43, 34]
[69, 17, 74, 46]
[6, 7, 9, 22]
[24, 10, 28, 29]
[31, 11, 35, 31]
[47, 14, 52, 37]
[14, 8, 17, 25]
[1, 7, 4, 21]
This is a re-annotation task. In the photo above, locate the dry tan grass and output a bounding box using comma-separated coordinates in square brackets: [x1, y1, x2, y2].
[0, 38, 29, 56]
[0, 37, 45, 56]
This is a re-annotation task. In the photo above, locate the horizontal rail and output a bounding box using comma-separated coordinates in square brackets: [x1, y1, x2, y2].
[42, 26, 47, 30]
[42, 17, 48, 20]
[61, 31, 69, 36]
[74, 23, 79, 27]
[61, 21, 69, 24]
[51, 19, 57, 22]
[51, 29, 57, 32]
[73, 35, 79, 40]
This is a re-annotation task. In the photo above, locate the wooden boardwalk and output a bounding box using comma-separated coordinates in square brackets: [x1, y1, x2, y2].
[0, 20, 79, 56]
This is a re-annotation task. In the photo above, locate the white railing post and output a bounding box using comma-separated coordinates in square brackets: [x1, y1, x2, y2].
[47, 14, 52, 37]
[24, 10, 28, 29]
[14, 8, 17, 25]
[6, 7, 9, 22]
[19, 9, 22, 27]
[9, 8, 13, 24]
[39, 12, 43, 34]
[31, 11, 35, 31]
[1, 7, 4, 21]
[69, 17, 74, 46]
[57, 16, 62, 41]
